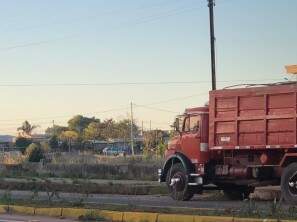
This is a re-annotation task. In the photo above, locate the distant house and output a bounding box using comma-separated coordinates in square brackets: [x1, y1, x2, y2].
[0, 135, 15, 150]
[31, 134, 49, 143]
[85, 138, 143, 154]
[84, 140, 110, 152]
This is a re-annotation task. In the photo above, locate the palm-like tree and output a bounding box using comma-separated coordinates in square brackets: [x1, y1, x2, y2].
[17, 121, 39, 137]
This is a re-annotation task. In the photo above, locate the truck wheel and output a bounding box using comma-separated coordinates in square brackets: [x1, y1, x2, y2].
[223, 186, 254, 200]
[166, 163, 194, 201]
[281, 163, 297, 204]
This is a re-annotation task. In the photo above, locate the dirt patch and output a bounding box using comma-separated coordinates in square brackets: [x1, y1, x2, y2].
[250, 186, 281, 201]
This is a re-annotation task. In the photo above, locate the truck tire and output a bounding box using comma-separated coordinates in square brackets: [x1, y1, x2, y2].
[166, 163, 194, 201]
[281, 163, 297, 204]
[223, 186, 254, 200]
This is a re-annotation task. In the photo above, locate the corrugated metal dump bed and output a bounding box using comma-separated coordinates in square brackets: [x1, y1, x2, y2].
[209, 83, 297, 150]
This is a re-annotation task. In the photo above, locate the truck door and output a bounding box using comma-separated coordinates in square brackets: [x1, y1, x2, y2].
[181, 115, 208, 164]
[181, 115, 200, 162]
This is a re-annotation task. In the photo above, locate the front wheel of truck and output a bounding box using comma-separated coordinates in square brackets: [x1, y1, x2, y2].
[281, 163, 297, 204]
[166, 163, 194, 201]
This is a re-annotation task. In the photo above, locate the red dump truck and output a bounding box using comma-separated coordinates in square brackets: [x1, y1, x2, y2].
[159, 82, 297, 203]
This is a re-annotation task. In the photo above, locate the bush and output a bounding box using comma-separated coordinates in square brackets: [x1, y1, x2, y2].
[156, 142, 166, 157]
[26, 143, 44, 162]
[40, 141, 50, 153]
[15, 137, 32, 154]
[49, 135, 59, 149]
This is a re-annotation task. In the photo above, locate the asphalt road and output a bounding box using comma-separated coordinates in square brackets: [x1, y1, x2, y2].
[0, 190, 279, 211]
[0, 214, 74, 222]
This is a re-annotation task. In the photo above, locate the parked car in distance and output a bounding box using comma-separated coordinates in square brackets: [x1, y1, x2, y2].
[102, 145, 131, 156]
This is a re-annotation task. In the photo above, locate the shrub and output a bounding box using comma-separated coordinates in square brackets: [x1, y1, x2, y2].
[26, 143, 44, 162]
[49, 135, 59, 149]
[156, 142, 166, 157]
[40, 141, 50, 153]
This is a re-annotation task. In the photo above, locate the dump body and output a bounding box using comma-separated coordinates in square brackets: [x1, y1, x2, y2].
[209, 84, 297, 150]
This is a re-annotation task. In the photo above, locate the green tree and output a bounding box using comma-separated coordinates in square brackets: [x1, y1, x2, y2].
[17, 121, 38, 137]
[59, 130, 79, 152]
[26, 143, 44, 162]
[114, 119, 129, 140]
[143, 130, 168, 157]
[101, 119, 117, 140]
[68, 115, 99, 134]
[45, 125, 68, 137]
[83, 122, 104, 141]
[83, 118, 139, 141]
[15, 137, 32, 153]
[114, 119, 139, 141]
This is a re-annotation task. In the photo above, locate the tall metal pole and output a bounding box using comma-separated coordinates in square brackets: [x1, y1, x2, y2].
[208, 0, 216, 90]
[130, 102, 135, 155]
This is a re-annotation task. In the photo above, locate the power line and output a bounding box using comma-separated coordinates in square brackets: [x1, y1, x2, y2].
[0, 92, 209, 124]
[0, 79, 282, 87]
[129, 6, 199, 26]
[142, 92, 209, 106]
[0, 75, 285, 130]
[0, 106, 129, 123]
[0, 91, 207, 125]
[0, 37, 72, 51]
[142, 120, 171, 126]
[134, 104, 179, 114]
[5, 0, 188, 32]
[0, 4, 201, 52]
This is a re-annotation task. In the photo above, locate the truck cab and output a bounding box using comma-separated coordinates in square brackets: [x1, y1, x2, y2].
[159, 106, 210, 201]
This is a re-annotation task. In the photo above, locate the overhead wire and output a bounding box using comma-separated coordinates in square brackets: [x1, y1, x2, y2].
[0, 91, 208, 128]
[0, 106, 129, 123]
[134, 104, 179, 114]
[0, 79, 283, 87]
[4, 0, 186, 32]
[0, 2, 202, 52]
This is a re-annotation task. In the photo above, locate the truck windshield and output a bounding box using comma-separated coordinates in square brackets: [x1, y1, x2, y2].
[184, 115, 200, 133]
[190, 115, 200, 132]
[174, 115, 185, 132]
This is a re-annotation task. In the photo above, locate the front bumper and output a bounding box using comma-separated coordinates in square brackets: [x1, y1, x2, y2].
[158, 168, 203, 185]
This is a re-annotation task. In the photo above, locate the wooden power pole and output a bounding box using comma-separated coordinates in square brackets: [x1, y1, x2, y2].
[208, 0, 217, 90]
[130, 102, 135, 155]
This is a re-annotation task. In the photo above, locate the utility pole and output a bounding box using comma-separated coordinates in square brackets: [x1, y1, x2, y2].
[52, 120, 55, 136]
[208, 0, 217, 90]
[130, 102, 135, 155]
[141, 121, 144, 136]
[149, 120, 152, 132]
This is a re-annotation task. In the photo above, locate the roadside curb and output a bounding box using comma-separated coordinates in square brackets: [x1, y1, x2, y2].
[0, 205, 296, 222]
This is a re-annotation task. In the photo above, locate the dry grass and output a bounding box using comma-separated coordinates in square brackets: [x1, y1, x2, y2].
[0, 152, 24, 165]
[49, 153, 163, 165]
[0, 178, 167, 195]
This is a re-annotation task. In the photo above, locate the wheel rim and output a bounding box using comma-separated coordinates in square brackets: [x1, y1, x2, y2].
[288, 171, 297, 196]
[170, 172, 186, 192]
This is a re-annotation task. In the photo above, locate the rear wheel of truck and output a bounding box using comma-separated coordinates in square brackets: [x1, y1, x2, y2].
[223, 186, 254, 200]
[281, 163, 297, 204]
[166, 163, 194, 201]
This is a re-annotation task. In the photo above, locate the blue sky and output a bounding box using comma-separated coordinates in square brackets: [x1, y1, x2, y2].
[0, 0, 296, 134]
